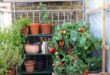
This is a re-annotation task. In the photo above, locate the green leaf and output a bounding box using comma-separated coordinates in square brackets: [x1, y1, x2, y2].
[70, 30, 78, 42]
[79, 36, 86, 47]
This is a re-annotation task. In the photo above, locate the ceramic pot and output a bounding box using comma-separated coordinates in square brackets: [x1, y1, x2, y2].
[30, 23, 39, 35]
[41, 24, 51, 34]
[25, 43, 40, 54]
[21, 26, 29, 35]
[7, 69, 16, 75]
[83, 70, 88, 75]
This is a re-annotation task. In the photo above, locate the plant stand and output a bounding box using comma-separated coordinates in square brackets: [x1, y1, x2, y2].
[18, 34, 53, 75]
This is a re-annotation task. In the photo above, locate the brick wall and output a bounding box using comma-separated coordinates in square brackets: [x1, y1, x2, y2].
[15, 2, 83, 24]
[15, 2, 82, 10]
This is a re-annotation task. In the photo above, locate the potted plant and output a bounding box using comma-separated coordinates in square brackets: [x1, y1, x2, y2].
[48, 22, 101, 75]
[17, 18, 31, 35]
[86, 57, 101, 73]
[0, 26, 23, 75]
[37, 3, 51, 34]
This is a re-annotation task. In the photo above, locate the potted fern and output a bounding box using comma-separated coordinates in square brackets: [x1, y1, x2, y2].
[37, 3, 51, 34]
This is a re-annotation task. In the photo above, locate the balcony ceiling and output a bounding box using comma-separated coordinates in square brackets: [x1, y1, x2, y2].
[3, 0, 82, 2]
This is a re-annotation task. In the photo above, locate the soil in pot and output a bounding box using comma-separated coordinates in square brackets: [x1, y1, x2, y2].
[30, 23, 39, 35]
[24, 43, 40, 54]
[41, 24, 51, 34]
[24, 60, 35, 72]
[7, 70, 16, 75]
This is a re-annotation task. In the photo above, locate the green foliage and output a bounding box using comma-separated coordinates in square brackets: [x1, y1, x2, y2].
[86, 57, 101, 71]
[37, 3, 50, 24]
[17, 18, 31, 26]
[49, 22, 101, 74]
[0, 23, 23, 75]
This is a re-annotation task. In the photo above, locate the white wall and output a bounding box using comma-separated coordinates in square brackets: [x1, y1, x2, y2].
[0, 2, 12, 29]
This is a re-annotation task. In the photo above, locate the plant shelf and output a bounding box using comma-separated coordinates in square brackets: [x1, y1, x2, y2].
[25, 53, 52, 56]
[18, 65, 53, 75]
[23, 34, 53, 37]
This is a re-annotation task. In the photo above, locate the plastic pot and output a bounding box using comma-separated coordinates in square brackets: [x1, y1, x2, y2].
[30, 23, 39, 35]
[36, 57, 45, 71]
[24, 60, 35, 72]
[41, 24, 51, 34]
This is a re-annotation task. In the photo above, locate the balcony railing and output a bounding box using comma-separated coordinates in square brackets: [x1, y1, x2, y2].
[13, 9, 83, 25]
[3, 0, 81, 2]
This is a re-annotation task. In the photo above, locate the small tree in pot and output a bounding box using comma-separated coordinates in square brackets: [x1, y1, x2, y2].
[37, 3, 51, 34]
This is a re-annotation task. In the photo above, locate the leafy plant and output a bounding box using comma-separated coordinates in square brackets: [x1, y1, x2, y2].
[0, 23, 23, 75]
[17, 18, 31, 27]
[16, 18, 31, 34]
[48, 22, 101, 75]
[86, 57, 101, 71]
[37, 3, 50, 24]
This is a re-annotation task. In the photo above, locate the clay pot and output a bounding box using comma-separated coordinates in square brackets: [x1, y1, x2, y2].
[30, 23, 39, 35]
[7, 70, 16, 75]
[24, 60, 35, 72]
[21, 26, 29, 35]
[41, 24, 51, 34]
[83, 70, 88, 75]
[24, 43, 40, 54]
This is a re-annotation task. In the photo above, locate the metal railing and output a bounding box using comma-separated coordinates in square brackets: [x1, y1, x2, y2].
[13, 9, 83, 25]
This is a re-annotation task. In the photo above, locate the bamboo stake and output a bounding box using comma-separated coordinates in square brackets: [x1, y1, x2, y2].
[101, 0, 108, 75]
[108, 4, 110, 8]
[85, 0, 88, 22]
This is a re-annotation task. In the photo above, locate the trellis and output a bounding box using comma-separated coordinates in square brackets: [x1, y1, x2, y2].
[85, 0, 110, 75]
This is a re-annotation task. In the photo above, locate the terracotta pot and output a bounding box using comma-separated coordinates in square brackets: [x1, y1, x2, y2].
[24, 43, 40, 54]
[30, 23, 39, 35]
[7, 70, 16, 75]
[83, 70, 88, 75]
[21, 26, 29, 35]
[41, 24, 51, 34]
[24, 60, 35, 72]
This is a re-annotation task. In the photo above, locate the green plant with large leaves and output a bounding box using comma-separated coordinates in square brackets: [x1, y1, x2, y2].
[48, 22, 101, 75]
